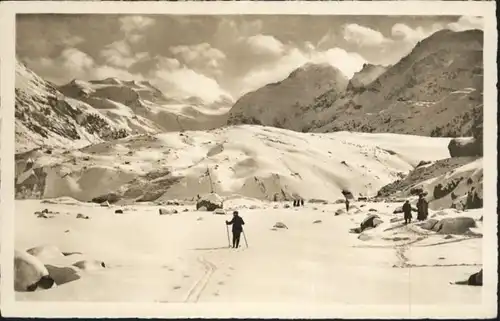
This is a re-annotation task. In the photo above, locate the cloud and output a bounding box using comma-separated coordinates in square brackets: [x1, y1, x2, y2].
[391, 23, 429, 43]
[23, 48, 95, 83]
[238, 46, 366, 96]
[92, 65, 142, 81]
[245, 34, 285, 56]
[169, 42, 226, 77]
[100, 40, 149, 68]
[215, 18, 263, 42]
[447, 16, 484, 32]
[317, 31, 336, 50]
[392, 16, 483, 45]
[150, 64, 231, 103]
[170, 43, 225, 66]
[119, 16, 156, 35]
[343, 23, 392, 47]
[60, 48, 95, 74]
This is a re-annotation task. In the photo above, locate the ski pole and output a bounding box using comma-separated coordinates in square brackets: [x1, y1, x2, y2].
[226, 224, 231, 248]
[242, 230, 248, 248]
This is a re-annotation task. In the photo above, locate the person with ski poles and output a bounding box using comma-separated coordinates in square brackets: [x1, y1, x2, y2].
[226, 211, 245, 249]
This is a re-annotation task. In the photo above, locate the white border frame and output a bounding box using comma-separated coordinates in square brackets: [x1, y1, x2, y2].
[1, 1, 497, 318]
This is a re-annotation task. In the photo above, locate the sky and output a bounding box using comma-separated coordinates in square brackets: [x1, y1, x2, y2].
[16, 14, 483, 103]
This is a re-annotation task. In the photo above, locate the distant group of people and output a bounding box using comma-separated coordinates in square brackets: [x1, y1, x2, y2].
[403, 194, 429, 224]
[293, 199, 305, 207]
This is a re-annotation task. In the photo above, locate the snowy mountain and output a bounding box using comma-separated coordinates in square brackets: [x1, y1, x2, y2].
[226, 29, 483, 138]
[227, 62, 349, 131]
[307, 29, 484, 137]
[15, 61, 233, 153]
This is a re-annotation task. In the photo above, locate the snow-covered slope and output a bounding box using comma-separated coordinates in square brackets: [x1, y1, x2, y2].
[15, 125, 452, 203]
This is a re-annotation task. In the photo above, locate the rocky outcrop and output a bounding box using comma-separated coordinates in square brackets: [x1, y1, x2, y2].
[196, 193, 223, 211]
[448, 137, 482, 157]
[308, 29, 483, 137]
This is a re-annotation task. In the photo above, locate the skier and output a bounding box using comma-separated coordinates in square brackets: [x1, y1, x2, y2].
[402, 200, 412, 224]
[416, 194, 429, 221]
[226, 211, 245, 248]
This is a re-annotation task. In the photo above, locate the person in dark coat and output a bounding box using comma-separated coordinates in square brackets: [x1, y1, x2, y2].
[300, 199, 304, 206]
[402, 200, 412, 224]
[226, 211, 245, 248]
[416, 194, 429, 221]
[345, 198, 350, 212]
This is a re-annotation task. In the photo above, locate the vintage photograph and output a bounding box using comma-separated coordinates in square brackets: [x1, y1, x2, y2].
[5, 2, 495, 316]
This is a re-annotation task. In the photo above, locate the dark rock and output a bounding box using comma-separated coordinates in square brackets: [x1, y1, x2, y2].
[341, 190, 354, 200]
[454, 269, 483, 286]
[465, 187, 483, 209]
[410, 187, 424, 195]
[92, 193, 119, 204]
[273, 222, 288, 229]
[114, 209, 124, 214]
[416, 160, 431, 168]
[159, 208, 177, 215]
[368, 208, 377, 212]
[360, 214, 383, 231]
[196, 193, 223, 212]
[76, 213, 89, 219]
[335, 208, 345, 216]
[448, 137, 482, 157]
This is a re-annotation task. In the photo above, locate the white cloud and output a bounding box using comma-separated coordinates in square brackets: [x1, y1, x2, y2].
[100, 40, 149, 68]
[447, 16, 484, 32]
[391, 23, 444, 44]
[59, 48, 95, 75]
[154, 57, 182, 70]
[169, 42, 226, 75]
[119, 16, 156, 35]
[245, 34, 285, 56]
[392, 16, 483, 45]
[151, 66, 231, 103]
[343, 23, 392, 47]
[24, 48, 95, 83]
[317, 31, 336, 49]
[239, 46, 366, 96]
[92, 65, 142, 81]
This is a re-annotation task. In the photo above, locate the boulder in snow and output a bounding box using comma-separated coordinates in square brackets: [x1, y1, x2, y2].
[15, 250, 55, 292]
[273, 222, 288, 229]
[431, 217, 476, 235]
[73, 259, 106, 271]
[448, 137, 482, 157]
[213, 208, 226, 215]
[196, 193, 223, 211]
